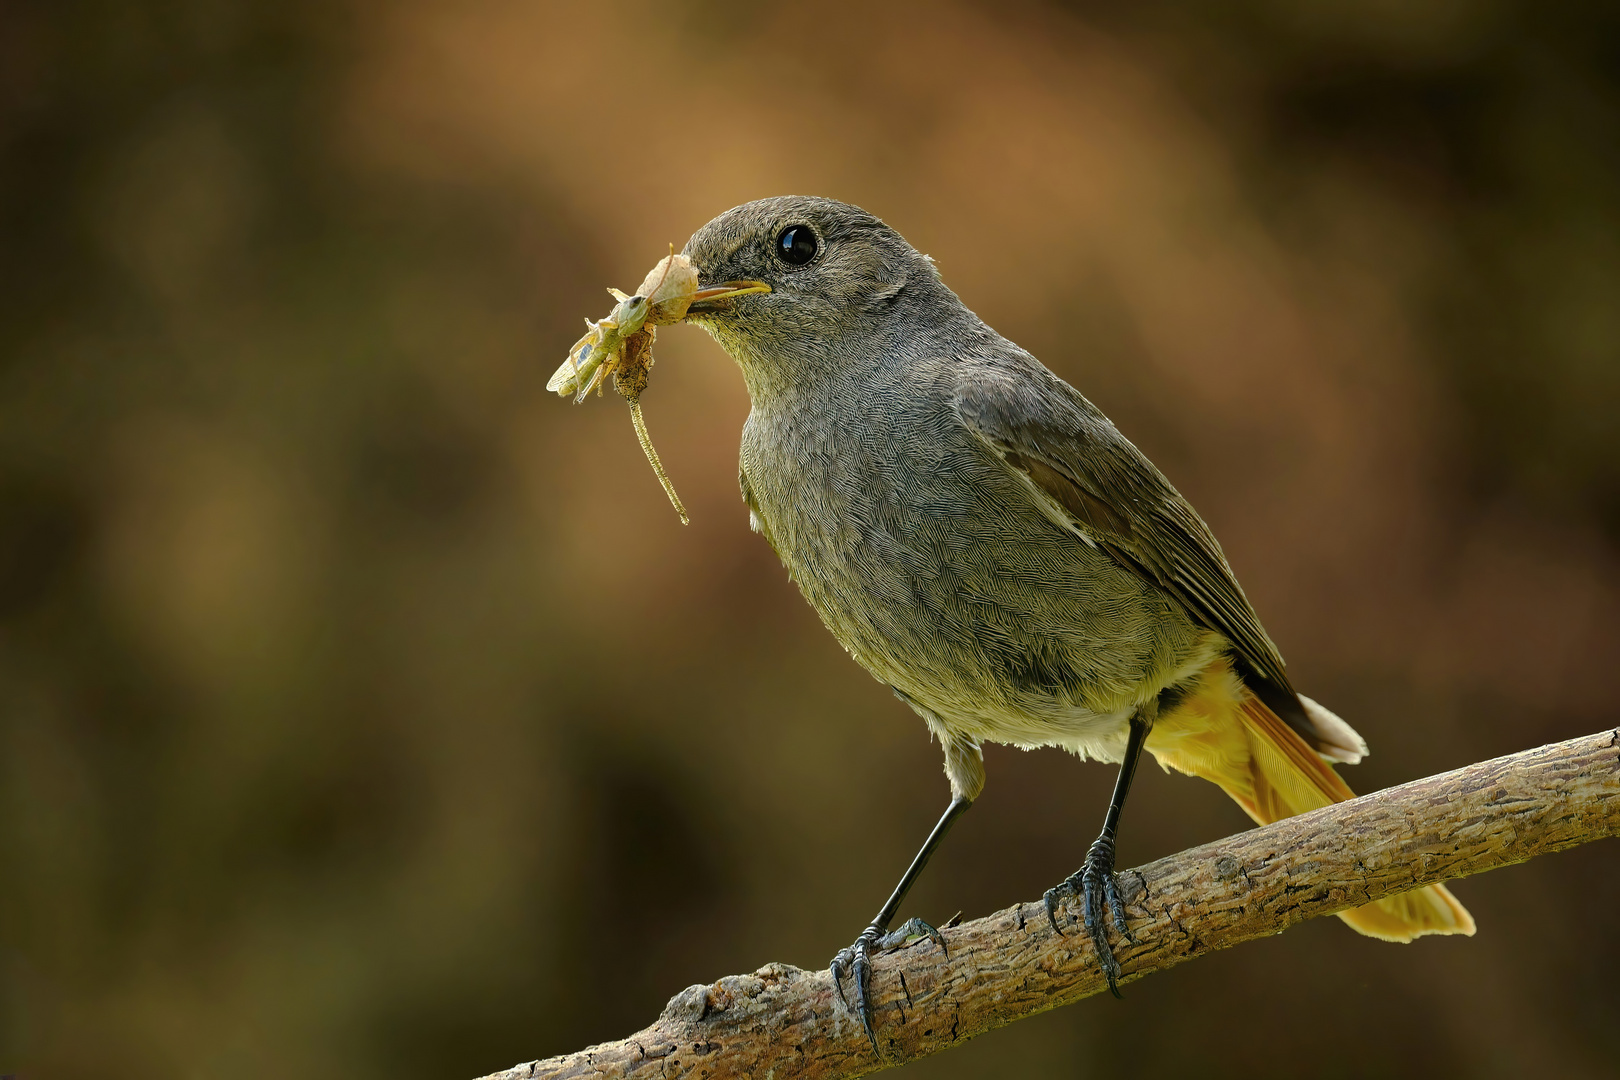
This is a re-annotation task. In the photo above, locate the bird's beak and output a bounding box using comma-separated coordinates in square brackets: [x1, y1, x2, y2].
[686, 280, 771, 316]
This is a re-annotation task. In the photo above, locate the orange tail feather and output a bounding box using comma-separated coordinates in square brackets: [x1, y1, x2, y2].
[1146, 658, 1475, 942]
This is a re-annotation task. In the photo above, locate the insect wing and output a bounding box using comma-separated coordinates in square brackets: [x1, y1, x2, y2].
[548, 322, 606, 395]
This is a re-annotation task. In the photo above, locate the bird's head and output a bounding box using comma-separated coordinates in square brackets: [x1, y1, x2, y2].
[680, 196, 951, 398]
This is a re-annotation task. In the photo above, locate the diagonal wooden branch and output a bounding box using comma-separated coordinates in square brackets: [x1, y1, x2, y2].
[481, 729, 1620, 1080]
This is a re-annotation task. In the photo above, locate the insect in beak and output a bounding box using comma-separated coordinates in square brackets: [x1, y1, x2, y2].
[547, 249, 759, 526]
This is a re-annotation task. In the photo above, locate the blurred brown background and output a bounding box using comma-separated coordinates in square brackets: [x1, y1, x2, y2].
[2, 1, 1618, 1077]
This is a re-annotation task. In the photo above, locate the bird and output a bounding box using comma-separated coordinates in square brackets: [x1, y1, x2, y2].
[673, 195, 1474, 1051]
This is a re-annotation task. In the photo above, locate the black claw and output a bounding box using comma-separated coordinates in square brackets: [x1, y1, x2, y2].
[830, 914, 951, 1057]
[1046, 833, 1133, 997]
[1042, 879, 1075, 935]
[1082, 834, 1128, 996]
[854, 956, 875, 1047]
[830, 925, 882, 1055]
[879, 916, 948, 956]
[830, 952, 851, 1010]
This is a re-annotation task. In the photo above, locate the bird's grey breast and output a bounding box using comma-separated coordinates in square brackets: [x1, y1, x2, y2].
[737, 341, 1206, 741]
[739, 353, 983, 680]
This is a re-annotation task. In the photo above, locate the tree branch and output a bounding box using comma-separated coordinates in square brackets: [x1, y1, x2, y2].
[481, 729, 1620, 1080]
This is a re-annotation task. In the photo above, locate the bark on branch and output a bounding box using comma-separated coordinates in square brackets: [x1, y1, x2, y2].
[481, 729, 1620, 1080]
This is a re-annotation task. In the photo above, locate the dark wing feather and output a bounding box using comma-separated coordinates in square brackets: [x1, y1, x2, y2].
[953, 359, 1336, 750]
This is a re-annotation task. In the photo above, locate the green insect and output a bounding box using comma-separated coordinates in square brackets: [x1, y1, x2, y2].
[547, 248, 769, 524]
[549, 290, 650, 402]
[548, 249, 696, 402]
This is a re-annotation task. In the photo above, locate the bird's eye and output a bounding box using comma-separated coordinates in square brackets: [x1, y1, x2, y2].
[776, 225, 818, 266]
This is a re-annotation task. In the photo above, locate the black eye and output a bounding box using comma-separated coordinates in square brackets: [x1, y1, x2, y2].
[776, 225, 818, 265]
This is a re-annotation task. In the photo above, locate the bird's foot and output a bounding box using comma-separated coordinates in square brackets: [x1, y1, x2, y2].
[830, 916, 948, 1054]
[1042, 833, 1134, 997]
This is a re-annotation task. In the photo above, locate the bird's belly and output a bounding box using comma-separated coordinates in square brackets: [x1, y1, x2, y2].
[745, 434, 1216, 756]
[836, 545, 1221, 762]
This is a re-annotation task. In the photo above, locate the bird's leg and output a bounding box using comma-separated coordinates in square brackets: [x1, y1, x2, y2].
[830, 794, 970, 1055]
[1043, 710, 1151, 997]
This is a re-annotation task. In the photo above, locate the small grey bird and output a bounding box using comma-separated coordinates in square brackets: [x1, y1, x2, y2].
[671, 196, 1471, 1050]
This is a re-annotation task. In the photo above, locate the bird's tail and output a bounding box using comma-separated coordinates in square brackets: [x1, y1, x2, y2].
[1145, 657, 1475, 942]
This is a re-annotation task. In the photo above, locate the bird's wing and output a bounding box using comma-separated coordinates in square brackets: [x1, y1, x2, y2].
[952, 358, 1353, 757]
